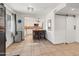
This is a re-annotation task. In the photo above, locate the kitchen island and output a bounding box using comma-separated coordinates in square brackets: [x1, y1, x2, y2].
[33, 29, 46, 40]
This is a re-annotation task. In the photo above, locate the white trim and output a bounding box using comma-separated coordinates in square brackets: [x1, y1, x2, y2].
[4, 3, 16, 14]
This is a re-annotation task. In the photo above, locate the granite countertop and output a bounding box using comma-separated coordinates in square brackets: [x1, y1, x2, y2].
[33, 29, 45, 31]
[24, 26, 42, 29]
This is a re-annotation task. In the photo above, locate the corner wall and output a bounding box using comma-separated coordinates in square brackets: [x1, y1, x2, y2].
[5, 6, 15, 48]
[45, 10, 55, 43]
[4, 4, 16, 48]
[44, 4, 66, 44]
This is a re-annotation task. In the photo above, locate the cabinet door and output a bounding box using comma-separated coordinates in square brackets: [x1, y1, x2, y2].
[66, 16, 76, 43]
[0, 4, 6, 56]
[55, 15, 66, 43]
[0, 32, 6, 56]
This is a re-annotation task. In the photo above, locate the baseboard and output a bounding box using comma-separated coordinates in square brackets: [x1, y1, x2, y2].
[6, 41, 14, 48]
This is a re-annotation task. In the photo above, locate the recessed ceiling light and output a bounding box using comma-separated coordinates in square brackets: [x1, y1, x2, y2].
[72, 8, 75, 11]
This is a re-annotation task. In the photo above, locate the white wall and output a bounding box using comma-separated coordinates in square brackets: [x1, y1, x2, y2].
[6, 9, 15, 48]
[76, 16, 79, 42]
[54, 15, 66, 44]
[5, 4, 16, 48]
[44, 10, 55, 43]
[16, 15, 24, 31]
[16, 14, 25, 40]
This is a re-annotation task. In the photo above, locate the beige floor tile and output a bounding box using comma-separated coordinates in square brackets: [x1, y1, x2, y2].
[6, 34, 79, 56]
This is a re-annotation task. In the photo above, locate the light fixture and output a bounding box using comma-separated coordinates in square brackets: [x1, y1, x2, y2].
[72, 8, 75, 11]
[27, 5, 34, 12]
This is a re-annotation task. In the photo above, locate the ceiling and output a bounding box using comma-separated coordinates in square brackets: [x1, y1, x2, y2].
[56, 3, 79, 15]
[5, 3, 60, 18]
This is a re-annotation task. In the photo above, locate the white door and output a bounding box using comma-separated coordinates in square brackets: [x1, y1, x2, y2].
[55, 15, 66, 43]
[66, 16, 76, 43]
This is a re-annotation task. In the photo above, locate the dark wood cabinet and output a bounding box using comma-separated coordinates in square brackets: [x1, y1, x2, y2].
[0, 32, 6, 56]
[33, 30, 46, 40]
[0, 3, 6, 56]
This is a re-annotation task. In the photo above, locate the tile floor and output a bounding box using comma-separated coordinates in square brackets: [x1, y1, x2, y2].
[6, 35, 79, 56]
